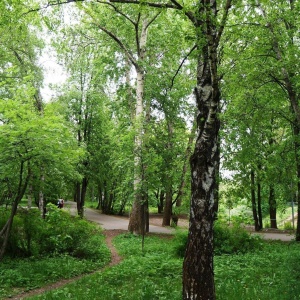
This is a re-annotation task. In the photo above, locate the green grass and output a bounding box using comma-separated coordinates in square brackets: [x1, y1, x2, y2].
[215, 242, 300, 300]
[0, 255, 110, 299]
[19, 233, 300, 300]
[0, 205, 111, 299]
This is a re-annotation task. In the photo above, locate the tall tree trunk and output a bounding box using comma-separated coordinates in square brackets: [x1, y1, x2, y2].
[257, 179, 263, 230]
[39, 172, 45, 219]
[162, 185, 172, 226]
[213, 135, 221, 219]
[34, 90, 46, 218]
[76, 177, 88, 218]
[250, 169, 260, 231]
[292, 124, 300, 240]
[0, 161, 30, 260]
[128, 17, 149, 234]
[182, 0, 233, 297]
[75, 182, 81, 214]
[96, 184, 102, 210]
[0, 198, 19, 259]
[156, 189, 164, 214]
[27, 183, 33, 209]
[182, 24, 219, 300]
[269, 185, 277, 229]
[162, 122, 174, 226]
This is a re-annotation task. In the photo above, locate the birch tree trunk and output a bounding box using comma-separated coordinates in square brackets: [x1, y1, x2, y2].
[128, 17, 148, 234]
[182, 1, 232, 298]
[182, 13, 220, 300]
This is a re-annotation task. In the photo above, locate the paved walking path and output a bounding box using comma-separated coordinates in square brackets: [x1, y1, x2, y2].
[251, 231, 295, 242]
[64, 201, 174, 234]
[64, 201, 296, 241]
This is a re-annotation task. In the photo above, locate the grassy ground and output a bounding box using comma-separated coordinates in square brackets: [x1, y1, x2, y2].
[0, 255, 110, 299]
[1, 202, 298, 300]
[6, 233, 297, 300]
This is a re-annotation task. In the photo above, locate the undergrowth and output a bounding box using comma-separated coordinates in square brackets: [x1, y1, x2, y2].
[0, 205, 110, 299]
[26, 233, 300, 300]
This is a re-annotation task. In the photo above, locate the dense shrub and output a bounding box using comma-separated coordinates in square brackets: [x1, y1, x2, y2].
[0, 209, 43, 257]
[214, 221, 262, 255]
[173, 221, 262, 257]
[1, 204, 110, 261]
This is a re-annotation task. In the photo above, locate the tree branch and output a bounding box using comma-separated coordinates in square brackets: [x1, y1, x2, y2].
[216, 0, 232, 46]
[24, 0, 85, 15]
[96, 1, 137, 26]
[145, 12, 161, 30]
[169, 44, 197, 90]
[108, 0, 178, 9]
[93, 23, 138, 68]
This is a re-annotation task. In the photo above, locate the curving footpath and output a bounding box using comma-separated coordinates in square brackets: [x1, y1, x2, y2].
[64, 201, 174, 234]
[65, 201, 297, 241]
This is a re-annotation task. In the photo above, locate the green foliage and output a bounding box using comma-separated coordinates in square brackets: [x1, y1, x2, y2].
[0, 207, 111, 299]
[20, 234, 300, 300]
[214, 222, 263, 255]
[283, 221, 294, 231]
[173, 222, 263, 257]
[0, 255, 109, 299]
[0, 205, 110, 261]
[29, 234, 182, 300]
[215, 242, 300, 300]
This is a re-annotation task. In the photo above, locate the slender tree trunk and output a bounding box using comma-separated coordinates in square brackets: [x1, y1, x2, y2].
[75, 182, 82, 215]
[96, 184, 102, 210]
[102, 183, 109, 213]
[269, 185, 277, 228]
[159, 190, 164, 214]
[156, 189, 164, 214]
[250, 169, 260, 231]
[0, 161, 30, 260]
[162, 122, 174, 226]
[128, 17, 149, 234]
[292, 124, 300, 240]
[39, 172, 45, 219]
[76, 177, 88, 217]
[34, 90, 46, 218]
[27, 183, 33, 209]
[213, 135, 221, 219]
[0, 199, 19, 259]
[162, 186, 172, 226]
[257, 179, 263, 230]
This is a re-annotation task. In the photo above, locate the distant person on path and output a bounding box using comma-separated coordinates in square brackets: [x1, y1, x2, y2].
[57, 199, 64, 208]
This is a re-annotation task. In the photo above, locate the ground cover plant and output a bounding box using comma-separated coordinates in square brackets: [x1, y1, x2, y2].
[0, 206, 110, 299]
[24, 230, 300, 300]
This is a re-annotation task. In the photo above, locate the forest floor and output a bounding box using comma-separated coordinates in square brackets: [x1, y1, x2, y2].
[8, 203, 296, 299]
